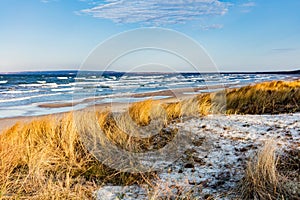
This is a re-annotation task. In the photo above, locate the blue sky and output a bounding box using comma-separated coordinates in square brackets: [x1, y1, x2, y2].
[0, 0, 299, 72]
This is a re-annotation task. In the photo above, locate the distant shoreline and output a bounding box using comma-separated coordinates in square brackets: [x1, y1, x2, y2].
[0, 69, 299, 75]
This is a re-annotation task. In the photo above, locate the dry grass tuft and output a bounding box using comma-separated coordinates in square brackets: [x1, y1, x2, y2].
[196, 94, 213, 115]
[239, 141, 300, 200]
[129, 99, 155, 126]
[239, 141, 279, 199]
[180, 97, 201, 117]
[96, 111, 150, 152]
[96, 109, 176, 152]
[128, 99, 168, 126]
[163, 102, 182, 121]
[277, 148, 300, 198]
[0, 113, 96, 198]
[0, 112, 152, 199]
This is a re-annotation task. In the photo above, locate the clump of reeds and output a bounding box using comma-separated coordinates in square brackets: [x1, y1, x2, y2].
[163, 101, 183, 121]
[128, 99, 168, 127]
[277, 148, 300, 199]
[238, 140, 300, 199]
[129, 99, 156, 126]
[239, 141, 281, 199]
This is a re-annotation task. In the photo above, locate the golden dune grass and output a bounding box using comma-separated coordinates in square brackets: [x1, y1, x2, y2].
[225, 80, 300, 114]
[239, 141, 281, 199]
[0, 114, 95, 199]
[162, 101, 182, 121]
[129, 99, 156, 126]
[96, 111, 149, 152]
[0, 113, 150, 199]
[0, 79, 299, 198]
[238, 140, 300, 199]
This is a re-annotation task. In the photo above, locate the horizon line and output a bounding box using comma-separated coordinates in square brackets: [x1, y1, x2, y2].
[0, 68, 299, 74]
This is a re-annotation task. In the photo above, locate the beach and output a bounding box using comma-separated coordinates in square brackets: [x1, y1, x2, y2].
[0, 78, 299, 199]
[0, 89, 186, 132]
[2, 0, 300, 198]
[0, 72, 298, 132]
[0, 71, 297, 119]
[0, 85, 229, 133]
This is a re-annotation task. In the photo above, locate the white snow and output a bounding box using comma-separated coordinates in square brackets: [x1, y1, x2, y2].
[96, 113, 300, 199]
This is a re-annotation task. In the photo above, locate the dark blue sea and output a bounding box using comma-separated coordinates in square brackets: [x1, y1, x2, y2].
[0, 70, 298, 118]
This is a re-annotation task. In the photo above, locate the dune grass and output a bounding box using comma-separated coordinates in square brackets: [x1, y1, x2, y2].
[238, 140, 299, 199]
[0, 113, 151, 199]
[0, 79, 299, 198]
[238, 141, 281, 199]
[225, 80, 300, 114]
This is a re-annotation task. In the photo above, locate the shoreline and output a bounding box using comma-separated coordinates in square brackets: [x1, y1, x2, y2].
[0, 78, 299, 133]
[1, 74, 298, 121]
[37, 84, 232, 109]
[0, 85, 224, 132]
[25, 74, 300, 110]
[0, 94, 188, 133]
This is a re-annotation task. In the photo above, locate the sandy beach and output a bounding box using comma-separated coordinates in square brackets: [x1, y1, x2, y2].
[0, 86, 207, 132]
[35, 84, 230, 109]
[0, 79, 299, 199]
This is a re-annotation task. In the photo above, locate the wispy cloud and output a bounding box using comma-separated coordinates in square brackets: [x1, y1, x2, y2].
[40, 0, 58, 3]
[78, 0, 101, 5]
[240, 2, 256, 7]
[272, 48, 297, 52]
[239, 1, 256, 13]
[79, 0, 231, 25]
[200, 24, 224, 30]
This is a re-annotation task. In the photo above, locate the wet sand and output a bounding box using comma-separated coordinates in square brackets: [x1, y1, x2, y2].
[0, 102, 126, 133]
[36, 84, 230, 109]
[0, 88, 191, 133]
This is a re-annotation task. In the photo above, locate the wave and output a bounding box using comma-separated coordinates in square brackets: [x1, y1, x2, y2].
[0, 80, 8, 84]
[0, 89, 40, 94]
[51, 87, 82, 92]
[19, 83, 58, 88]
[0, 93, 62, 103]
[57, 77, 68, 80]
[72, 82, 102, 86]
[199, 88, 225, 93]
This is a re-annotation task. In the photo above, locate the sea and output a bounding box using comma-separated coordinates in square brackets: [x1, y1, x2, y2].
[0, 70, 299, 118]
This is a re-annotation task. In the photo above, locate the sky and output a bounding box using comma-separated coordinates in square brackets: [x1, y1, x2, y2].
[0, 0, 300, 72]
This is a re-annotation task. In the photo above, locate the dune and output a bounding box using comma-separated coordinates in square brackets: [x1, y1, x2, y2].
[0, 79, 299, 199]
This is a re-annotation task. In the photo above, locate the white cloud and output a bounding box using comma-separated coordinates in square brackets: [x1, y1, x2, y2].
[272, 48, 297, 52]
[78, 0, 102, 5]
[239, 1, 256, 13]
[40, 0, 58, 3]
[200, 24, 223, 30]
[240, 2, 256, 7]
[79, 0, 231, 25]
